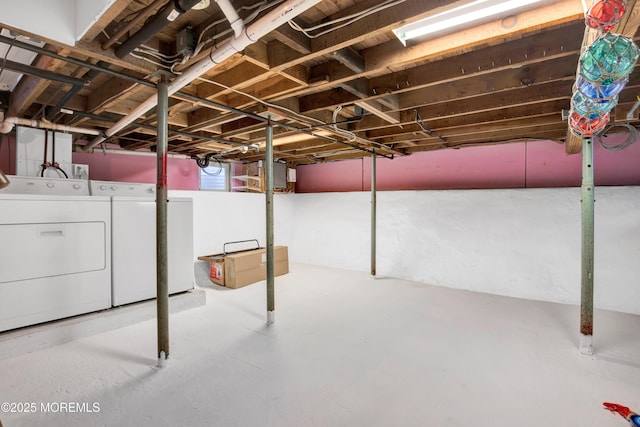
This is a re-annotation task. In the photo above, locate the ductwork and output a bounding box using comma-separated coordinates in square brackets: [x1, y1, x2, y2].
[115, 0, 205, 59]
[83, 0, 321, 152]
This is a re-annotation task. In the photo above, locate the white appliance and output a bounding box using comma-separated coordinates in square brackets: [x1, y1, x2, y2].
[0, 176, 111, 332]
[89, 180, 194, 306]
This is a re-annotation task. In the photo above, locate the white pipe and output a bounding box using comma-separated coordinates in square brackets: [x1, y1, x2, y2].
[74, 145, 191, 159]
[626, 97, 640, 120]
[216, 0, 244, 37]
[0, 112, 102, 136]
[83, 0, 321, 152]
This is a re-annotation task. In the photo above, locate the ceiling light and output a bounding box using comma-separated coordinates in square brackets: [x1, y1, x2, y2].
[193, 0, 210, 10]
[392, 0, 544, 46]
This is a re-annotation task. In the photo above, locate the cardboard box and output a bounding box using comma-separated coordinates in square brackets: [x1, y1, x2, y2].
[198, 246, 289, 289]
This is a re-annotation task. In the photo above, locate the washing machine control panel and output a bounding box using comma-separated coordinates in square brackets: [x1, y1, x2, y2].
[0, 175, 90, 195]
[89, 180, 156, 197]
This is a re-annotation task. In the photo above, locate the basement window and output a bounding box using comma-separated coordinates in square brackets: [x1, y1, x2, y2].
[199, 162, 230, 191]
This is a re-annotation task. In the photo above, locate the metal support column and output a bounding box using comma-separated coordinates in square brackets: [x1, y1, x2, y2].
[579, 136, 594, 355]
[156, 79, 170, 365]
[265, 119, 275, 324]
[371, 152, 377, 276]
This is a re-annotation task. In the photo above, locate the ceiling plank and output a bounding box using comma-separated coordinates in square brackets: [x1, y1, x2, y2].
[363, 0, 583, 72]
[368, 23, 584, 97]
[617, 0, 640, 37]
[8, 49, 69, 116]
[87, 77, 138, 112]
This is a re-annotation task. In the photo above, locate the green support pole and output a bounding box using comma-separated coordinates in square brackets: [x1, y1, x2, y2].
[156, 79, 170, 366]
[579, 136, 594, 355]
[371, 152, 377, 276]
[266, 119, 275, 324]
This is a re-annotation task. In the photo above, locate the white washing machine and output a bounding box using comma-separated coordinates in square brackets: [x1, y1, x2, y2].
[90, 180, 194, 306]
[0, 176, 112, 332]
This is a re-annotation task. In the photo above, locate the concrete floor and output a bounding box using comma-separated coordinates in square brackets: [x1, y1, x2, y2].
[0, 263, 639, 427]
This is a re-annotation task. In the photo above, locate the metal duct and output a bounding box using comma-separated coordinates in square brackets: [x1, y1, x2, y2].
[84, 0, 321, 151]
[115, 0, 204, 59]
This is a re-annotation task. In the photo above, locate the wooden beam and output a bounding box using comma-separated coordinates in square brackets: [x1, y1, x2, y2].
[363, 0, 583, 72]
[8, 51, 69, 116]
[355, 100, 400, 124]
[270, 25, 311, 54]
[87, 78, 138, 112]
[300, 55, 576, 113]
[617, 0, 640, 37]
[74, 40, 156, 74]
[368, 23, 584, 97]
[398, 55, 577, 109]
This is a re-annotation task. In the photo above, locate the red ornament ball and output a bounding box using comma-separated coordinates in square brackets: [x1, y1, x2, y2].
[586, 0, 626, 31]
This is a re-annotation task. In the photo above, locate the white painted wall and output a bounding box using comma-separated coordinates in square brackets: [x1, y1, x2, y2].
[2, 1, 75, 45]
[75, 0, 117, 41]
[178, 186, 640, 314]
[1, 0, 115, 46]
[288, 187, 640, 315]
[170, 190, 294, 257]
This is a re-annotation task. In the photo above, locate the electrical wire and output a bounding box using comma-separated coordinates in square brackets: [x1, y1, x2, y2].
[196, 76, 322, 126]
[129, 51, 174, 70]
[196, 76, 360, 142]
[191, 152, 225, 174]
[288, 0, 405, 38]
[415, 110, 447, 143]
[138, 44, 184, 59]
[597, 122, 638, 151]
[332, 105, 357, 141]
[170, 0, 284, 74]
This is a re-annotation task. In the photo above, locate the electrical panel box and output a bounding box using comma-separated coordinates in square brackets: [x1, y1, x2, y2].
[176, 26, 196, 56]
[274, 162, 287, 189]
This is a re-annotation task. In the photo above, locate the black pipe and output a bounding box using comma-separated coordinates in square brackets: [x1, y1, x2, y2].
[2, 59, 87, 87]
[175, 92, 395, 159]
[1, 33, 392, 158]
[47, 62, 115, 121]
[115, 0, 203, 58]
[0, 34, 156, 89]
[46, 85, 83, 121]
[69, 109, 247, 146]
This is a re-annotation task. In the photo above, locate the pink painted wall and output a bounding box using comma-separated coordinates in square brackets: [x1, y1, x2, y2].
[0, 136, 199, 190]
[4, 131, 640, 192]
[72, 150, 199, 190]
[296, 135, 640, 193]
[0, 134, 15, 175]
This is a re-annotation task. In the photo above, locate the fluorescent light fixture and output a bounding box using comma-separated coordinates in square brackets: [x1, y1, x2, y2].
[393, 0, 544, 45]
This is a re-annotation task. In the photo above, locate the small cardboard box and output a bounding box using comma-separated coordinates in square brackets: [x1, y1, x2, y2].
[198, 246, 289, 289]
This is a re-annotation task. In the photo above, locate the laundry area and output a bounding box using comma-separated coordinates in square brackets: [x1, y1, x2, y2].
[1, 0, 640, 426]
[0, 133, 202, 348]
